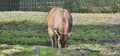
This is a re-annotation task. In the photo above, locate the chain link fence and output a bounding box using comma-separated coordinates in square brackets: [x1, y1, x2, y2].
[0, 0, 120, 13]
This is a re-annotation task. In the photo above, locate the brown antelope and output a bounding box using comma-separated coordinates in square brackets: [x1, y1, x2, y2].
[46, 7, 72, 48]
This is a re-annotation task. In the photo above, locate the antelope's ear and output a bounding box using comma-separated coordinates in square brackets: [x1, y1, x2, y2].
[68, 32, 73, 36]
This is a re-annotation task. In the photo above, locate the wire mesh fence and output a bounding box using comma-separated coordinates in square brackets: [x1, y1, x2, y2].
[0, 0, 120, 13]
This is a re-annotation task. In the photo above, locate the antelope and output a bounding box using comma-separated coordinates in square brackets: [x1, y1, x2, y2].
[46, 7, 72, 48]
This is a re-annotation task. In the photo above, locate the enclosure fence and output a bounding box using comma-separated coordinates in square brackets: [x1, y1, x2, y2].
[0, 0, 120, 13]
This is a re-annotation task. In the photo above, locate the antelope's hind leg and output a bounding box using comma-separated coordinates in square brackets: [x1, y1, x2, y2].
[58, 35, 62, 48]
[54, 34, 58, 48]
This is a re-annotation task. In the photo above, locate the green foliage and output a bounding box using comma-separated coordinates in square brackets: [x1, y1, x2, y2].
[100, 6, 113, 13]
[0, 0, 19, 11]
[37, 4, 49, 12]
[112, 3, 120, 13]
[61, 0, 120, 13]
[0, 0, 120, 13]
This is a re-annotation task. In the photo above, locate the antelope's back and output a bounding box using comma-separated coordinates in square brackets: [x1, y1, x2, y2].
[46, 7, 72, 35]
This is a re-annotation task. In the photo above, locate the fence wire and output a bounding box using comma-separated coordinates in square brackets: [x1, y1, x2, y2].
[0, 0, 120, 13]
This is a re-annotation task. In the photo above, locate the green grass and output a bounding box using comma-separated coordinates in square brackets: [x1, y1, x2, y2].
[0, 12, 120, 56]
[0, 44, 103, 56]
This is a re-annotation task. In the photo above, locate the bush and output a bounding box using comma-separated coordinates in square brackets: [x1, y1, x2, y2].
[0, 0, 19, 11]
[37, 4, 49, 12]
[100, 6, 113, 13]
[0, 0, 120, 13]
[88, 7, 101, 13]
[79, 7, 89, 13]
[112, 3, 120, 13]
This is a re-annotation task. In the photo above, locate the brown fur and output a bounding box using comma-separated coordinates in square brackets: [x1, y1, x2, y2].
[46, 7, 72, 48]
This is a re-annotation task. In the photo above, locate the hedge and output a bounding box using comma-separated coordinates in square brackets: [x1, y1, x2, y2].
[0, 0, 120, 13]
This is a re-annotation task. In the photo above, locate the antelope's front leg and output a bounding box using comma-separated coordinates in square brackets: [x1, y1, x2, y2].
[62, 36, 68, 48]
[58, 35, 62, 48]
[48, 28, 55, 48]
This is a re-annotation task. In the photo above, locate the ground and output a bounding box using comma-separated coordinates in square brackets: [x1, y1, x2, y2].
[0, 12, 120, 56]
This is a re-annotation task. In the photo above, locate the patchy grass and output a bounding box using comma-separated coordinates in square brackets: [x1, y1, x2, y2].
[0, 12, 120, 56]
[1, 43, 119, 56]
[0, 44, 103, 56]
[0, 12, 120, 25]
[0, 44, 32, 56]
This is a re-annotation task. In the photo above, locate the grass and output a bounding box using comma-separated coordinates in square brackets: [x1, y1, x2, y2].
[0, 11, 120, 56]
[0, 44, 103, 56]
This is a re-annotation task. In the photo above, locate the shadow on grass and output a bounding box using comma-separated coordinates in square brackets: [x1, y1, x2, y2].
[71, 24, 120, 44]
[0, 20, 120, 45]
[0, 20, 50, 46]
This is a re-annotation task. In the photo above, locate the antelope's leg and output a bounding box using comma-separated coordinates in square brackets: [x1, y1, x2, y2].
[64, 36, 68, 48]
[48, 28, 55, 48]
[62, 35, 68, 48]
[54, 34, 58, 48]
[58, 35, 62, 48]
